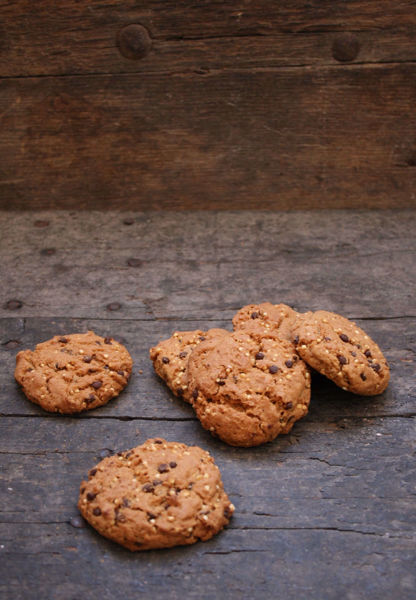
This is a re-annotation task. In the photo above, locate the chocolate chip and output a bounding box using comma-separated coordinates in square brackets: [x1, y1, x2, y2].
[339, 333, 349, 343]
[337, 355, 347, 365]
[127, 258, 142, 268]
[371, 363, 381, 372]
[224, 506, 232, 519]
[285, 360, 293, 368]
[106, 302, 121, 312]
[142, 483, 154, 493]
[255, 352, 264, 360]
[154, 439, 163, 444]
[153, 480, 162, 486]
[162, 356, 170, 364]
[324, 336, 332, 342]
[360, 373, 367, 381]
[158, 463, 169, 473]
[147, 512, 156, 520]
[269, 365, 279, 374]
[217, 380, 226, 386]
[99, 448, 114, 459]
[40, 247, 56, 256]
[115, 509, 126, 523]
[188, 482, 194, 490]
[176, 388, 184, 396]
[86, 492, 96, 501]
[86, 393, 95, 403]
[364, 349, 372, 358]
[169, 461, 177, 469]
[104, 365, 109, 370]
[293, 336, 299, 344]
[89, 468, 97, 477]
[5, 299, 23, 310]
[192, 389, 198, 399]
[83, 355, 93, 363]
[92, 507, 101, 516]
[92, 381, 102, 389]
[123, 218, 135, 225]
[69, 516, 85, 529]
[351, 351, 357, 357]
[179, 351, 188, 359]
[59, 337, 68, 343]
[251, 312, 259, 319]
[199, 336, 206, 341]
[104, 337, 112, 344]
[117, 370, 124, 377]
[122, 497, 130, 507]
[285, 401, 293, 409]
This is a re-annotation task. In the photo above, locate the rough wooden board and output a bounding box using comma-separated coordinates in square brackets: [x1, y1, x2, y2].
[1, 211, 415, 319]
[1, 1, 416, 77]
[1, 65, 416, 210]
[0, 209, 415, 599]
[1, 316, 415, 419]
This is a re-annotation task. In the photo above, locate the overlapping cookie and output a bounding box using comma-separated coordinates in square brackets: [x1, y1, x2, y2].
[78, 438, 234, 551]
[187, 330, 310, 447]
[15, 331, 132, 414]
[293, 310, 390, 395]
[233, 302, 299, 342]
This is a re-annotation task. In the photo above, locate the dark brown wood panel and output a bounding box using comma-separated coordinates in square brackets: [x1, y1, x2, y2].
[1, 65, 416, 210]
[1, 1, 416, 77]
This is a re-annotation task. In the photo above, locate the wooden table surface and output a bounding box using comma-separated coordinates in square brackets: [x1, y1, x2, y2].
[0, 210, 415, 599]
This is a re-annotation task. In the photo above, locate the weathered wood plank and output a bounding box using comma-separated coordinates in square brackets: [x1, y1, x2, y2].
[1, 211, 415, 319]
[1, 1, 416, 77]
[0, 316, 414, 419]
[1, 416, 415, 599]
[1, 66, 416, 210]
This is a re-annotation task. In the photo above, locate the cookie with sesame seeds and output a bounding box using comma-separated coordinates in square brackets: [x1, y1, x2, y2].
[187, 330, 311, 447]
[78, 438, 234, 551]
[293, 310, 390, 395]
[149, 329, 229, 402]
[232, 302, 300, 343]
[14, 331, 132, 414]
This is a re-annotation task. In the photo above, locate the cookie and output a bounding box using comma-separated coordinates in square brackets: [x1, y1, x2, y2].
[293, 310, 390, 395]
[78, 438, 234, 551]
[187, 330, 310, 447]
[232, 302, 299, 342]
[150, 329, 229, 403]
[14, 331, 132, 413]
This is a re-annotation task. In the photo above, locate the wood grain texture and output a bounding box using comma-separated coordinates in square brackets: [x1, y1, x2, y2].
[1, 2, 416, 209]
[0, 210, 415, 599]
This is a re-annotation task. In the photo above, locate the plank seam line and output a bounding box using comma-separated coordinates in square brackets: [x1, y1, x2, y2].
[230, 526, 414, 539]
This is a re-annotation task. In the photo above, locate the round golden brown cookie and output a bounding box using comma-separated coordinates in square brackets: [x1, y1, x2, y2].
[14, 331, 132, 414]
[293, 310, 390, 395]
[187, 331, 310, 447]
[232, 302, 300, 342]
[78, 438, 234, 551]
[149, 329, 229, 403]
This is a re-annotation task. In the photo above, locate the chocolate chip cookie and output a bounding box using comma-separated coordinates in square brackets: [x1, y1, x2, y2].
[232, 302, 299, 342]
[187, 330, 310, 447]
[293, 310, 390, 395]
[15, 331, 133, 413]
[150, 329, 229, 402]
[78, 438, 234, 551]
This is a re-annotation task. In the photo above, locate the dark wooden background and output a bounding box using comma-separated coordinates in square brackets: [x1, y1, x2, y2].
[1, 1, 416, 210]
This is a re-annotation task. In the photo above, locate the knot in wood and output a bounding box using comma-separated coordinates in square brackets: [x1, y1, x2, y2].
[332, 34, 360, 62]
[117, 24, 152, 60]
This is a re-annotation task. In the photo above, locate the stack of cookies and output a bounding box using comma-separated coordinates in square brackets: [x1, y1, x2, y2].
[150, 303, 390, 448]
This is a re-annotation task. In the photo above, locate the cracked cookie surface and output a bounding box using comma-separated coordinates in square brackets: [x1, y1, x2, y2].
[150, 329, 229, 403]
[14, 331, 132, 413]
[293, 310, 390, 395]
[232, 302, 300, 342]
[187, 331, 310, 447]
[78, 438, 234, 551]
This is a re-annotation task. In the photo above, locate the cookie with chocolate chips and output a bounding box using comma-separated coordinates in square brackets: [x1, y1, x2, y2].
[293, 310, 390, 395]
[150, 329, 229, 402]
[78, 438, 234, 551]
[232, 302, 300, 342]
[14, 331, 132, 413]
[187, 330, 310, 447]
